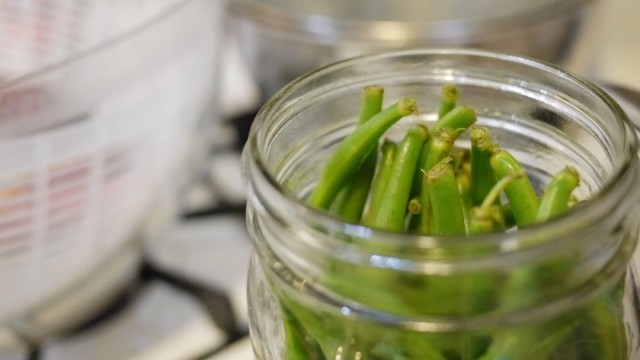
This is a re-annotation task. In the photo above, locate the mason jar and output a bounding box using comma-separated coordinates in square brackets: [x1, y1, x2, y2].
[242, 49, 640, 360]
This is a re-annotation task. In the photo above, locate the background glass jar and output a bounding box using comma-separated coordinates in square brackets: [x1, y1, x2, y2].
[242, 49, 640, 360]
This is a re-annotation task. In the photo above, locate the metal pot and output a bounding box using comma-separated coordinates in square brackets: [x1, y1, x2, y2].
[230, 0, 602, 100]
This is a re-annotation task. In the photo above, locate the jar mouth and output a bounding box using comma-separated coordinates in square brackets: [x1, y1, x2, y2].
[231, 0, 597, 42]
[245, 48, 639, 262]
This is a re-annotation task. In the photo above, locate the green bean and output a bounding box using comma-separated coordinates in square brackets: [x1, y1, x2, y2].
[363, 139, 397, 226]
[282, 319, 307, 360]
[535, 166, 580, 223]
[282, 294, 354, 360]
[490, 147, 540, 227]
[412, 106, 476, 228]
[478, 318, 579, 360]
[412, 105, 476, 195]
[333, 86, 384, 222]
[479, 166, 516, 213]
[371, 333, 449, 360]
[470, 127, 498, 206]
[307, 98, 416, 210]
[281, 306, 323, 360]
[373, 124, 429, 232]
[427, 159, 466, 236]
[581, 294, 627, 360]
[371, 342, 412, 359]
[424, 127, 459, 172]
[426, 161, 492, 357]
[358, 86, 385, 124]
[332, 156, 376, 222]
[433, 105, 477, 132]
[500, 203, 516, 229]
[438, 84, 459, 119]
[413, 127, 458, 233]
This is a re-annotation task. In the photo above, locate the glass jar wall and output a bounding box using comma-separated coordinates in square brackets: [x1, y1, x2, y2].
[243, 49, 640, 360]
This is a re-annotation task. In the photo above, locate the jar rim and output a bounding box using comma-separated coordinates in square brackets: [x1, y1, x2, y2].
[245, 48, 639, 257]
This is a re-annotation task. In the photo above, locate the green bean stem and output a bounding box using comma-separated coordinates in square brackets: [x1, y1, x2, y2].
[307, 97, 416, 210]
[469, 206, 503, 235]
[333, 86, 385, 222]
[481, 170, 523, 214]
[373, 124, 429, 231]
[490, 147, 540, 227]
[469, 170, 523, 234]
[438, 84, 459, 119]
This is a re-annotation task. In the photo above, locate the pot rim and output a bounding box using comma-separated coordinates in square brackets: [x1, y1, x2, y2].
[230, 0, 599, 42]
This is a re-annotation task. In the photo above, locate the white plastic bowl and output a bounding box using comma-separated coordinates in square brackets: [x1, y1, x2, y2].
[0, 0, 225, 336]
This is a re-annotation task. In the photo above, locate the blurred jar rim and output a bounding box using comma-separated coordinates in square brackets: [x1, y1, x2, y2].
[230, 0, 599, 42]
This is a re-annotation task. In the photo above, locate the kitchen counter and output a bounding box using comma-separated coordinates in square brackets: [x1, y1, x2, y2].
[594, 0, 640, 90]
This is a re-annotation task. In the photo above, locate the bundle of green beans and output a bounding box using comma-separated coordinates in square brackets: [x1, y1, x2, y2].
[276, 85, 627, 360]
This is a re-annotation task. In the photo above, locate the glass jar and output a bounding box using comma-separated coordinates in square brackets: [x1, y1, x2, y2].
[242, 49, 640, 360]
